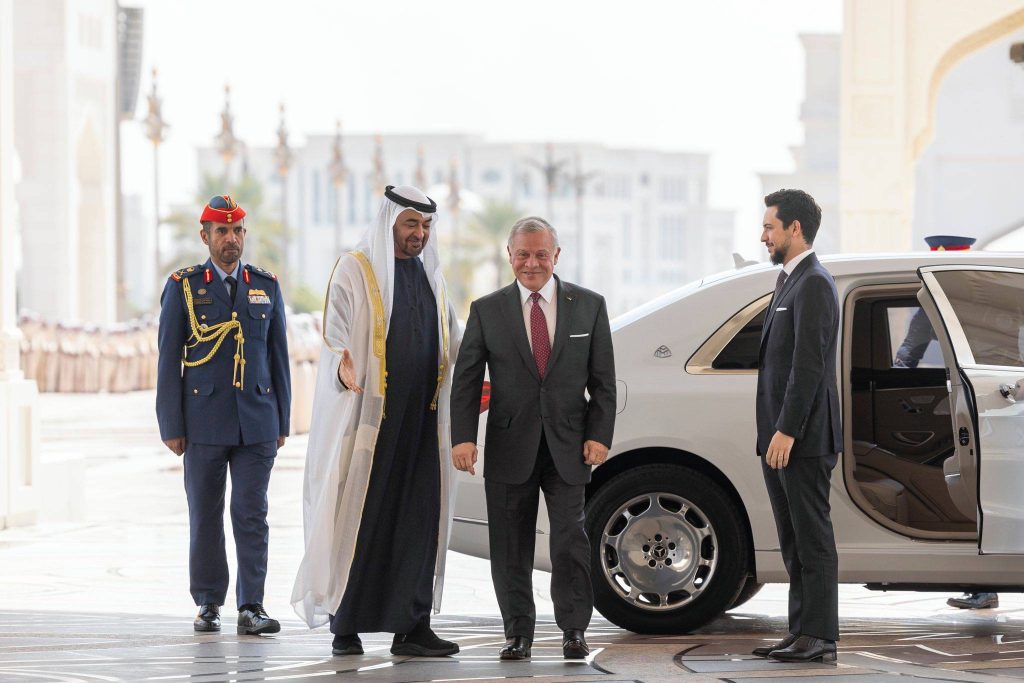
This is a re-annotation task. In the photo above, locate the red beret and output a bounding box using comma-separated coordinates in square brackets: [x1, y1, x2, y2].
[200, 195, 247, 224]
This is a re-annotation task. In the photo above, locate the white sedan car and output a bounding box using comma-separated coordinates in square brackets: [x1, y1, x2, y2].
[450, 252, 1024, 633]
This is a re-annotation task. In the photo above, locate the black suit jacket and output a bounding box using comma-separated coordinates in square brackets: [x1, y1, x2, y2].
[451, 277, 616, 485]
[756, 253, 841, 458]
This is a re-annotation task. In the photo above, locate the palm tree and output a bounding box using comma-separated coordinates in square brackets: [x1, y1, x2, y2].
[468, 200, 523, 290]
[163, 173, 289, 281]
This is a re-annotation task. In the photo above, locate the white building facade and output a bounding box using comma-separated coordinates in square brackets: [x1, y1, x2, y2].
[12, 0, 119, 324]
[198, 135, 735, 317]
[913, 26, 1024, 248]
[760, 34, 840, 256]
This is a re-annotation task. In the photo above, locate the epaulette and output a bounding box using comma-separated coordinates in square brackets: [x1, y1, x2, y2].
[247, 264, 277, 281]
[169, 265, 203, 282]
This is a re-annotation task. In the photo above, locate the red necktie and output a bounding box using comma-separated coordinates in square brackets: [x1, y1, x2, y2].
[530, 292, 551, 378]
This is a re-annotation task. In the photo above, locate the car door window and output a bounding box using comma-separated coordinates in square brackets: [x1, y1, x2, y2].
[712, 307, 766, 370]
[887, 306, 943, 369]
[931, 270, 1024, 368]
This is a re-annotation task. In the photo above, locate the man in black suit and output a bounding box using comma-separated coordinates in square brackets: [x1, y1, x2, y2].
[753, 189, 841, 663]
[450, 216, 616, 662]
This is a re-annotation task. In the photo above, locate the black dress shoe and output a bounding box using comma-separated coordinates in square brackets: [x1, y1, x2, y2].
[391, 621, 460, 657]
[947, 592, 999, 609]
[751, 632, 798, 657]
[562, 629, 590, 659]
[769, 635, 837, 663]
[237, 603, 281, 635]
[332, 633, 364, 655]
[498, 636, 531, 660]
[194, 604, 220, 632]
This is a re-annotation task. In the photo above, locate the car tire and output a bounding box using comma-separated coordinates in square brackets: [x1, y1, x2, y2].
[586, 463, 750, 634]
[727, 575, 763, 611]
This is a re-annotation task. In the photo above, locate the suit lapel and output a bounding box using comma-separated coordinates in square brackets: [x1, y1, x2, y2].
[545, 277, 574, 375]
[759, 252, 818, 353]
[502, 283, 541, 383]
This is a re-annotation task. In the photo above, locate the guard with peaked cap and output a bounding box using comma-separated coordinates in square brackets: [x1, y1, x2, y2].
[292, 185, 464, 657]
[156, 194, 291, 636]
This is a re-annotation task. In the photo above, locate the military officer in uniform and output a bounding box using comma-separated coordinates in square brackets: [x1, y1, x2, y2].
[156, 195, 291, 635]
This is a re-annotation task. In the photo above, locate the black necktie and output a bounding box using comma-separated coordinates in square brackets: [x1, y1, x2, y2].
[773, 270, 788, 303]
[225, 275, 237, 304]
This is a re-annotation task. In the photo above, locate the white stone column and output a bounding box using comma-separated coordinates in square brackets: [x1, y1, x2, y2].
[839, 0, 1024, 253]
[0, 0, 39, 529]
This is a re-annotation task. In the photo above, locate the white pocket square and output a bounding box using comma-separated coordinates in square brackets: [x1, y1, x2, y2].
[775, 307, 788, 312]
[569, 333, 590, 338]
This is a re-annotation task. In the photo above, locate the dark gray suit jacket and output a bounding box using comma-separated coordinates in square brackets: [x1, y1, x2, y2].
[756, 253, 842, 458]
[451, 277, 616, 485]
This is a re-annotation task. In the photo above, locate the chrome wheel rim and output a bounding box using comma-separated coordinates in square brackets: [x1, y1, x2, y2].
[599, 492, 718, 611]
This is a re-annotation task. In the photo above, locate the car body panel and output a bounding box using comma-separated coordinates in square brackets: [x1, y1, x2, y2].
[450, 252, 1024, 585]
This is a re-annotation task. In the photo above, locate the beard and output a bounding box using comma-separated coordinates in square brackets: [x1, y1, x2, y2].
[769, 237, 789, 265]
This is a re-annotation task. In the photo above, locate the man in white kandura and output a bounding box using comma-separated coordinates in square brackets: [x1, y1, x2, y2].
[292, 185, 463, 657]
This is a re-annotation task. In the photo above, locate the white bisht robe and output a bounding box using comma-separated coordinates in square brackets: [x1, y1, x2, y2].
[291, 194, 462, 628]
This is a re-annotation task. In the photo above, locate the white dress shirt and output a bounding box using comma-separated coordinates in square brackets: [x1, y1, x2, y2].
[783, 248, 814, 276]
[517, 276, 557, 350]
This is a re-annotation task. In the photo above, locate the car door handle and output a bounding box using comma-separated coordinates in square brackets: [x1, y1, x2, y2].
[999, 379, 1024, 403]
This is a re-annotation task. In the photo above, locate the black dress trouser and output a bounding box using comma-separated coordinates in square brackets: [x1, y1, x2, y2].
[485, 434, 593, 640]
[761, 452, 840, 641]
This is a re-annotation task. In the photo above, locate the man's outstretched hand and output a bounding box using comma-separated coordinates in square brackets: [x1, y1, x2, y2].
[337, 349, 363, 393]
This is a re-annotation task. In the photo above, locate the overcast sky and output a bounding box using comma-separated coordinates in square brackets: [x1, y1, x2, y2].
[121, 0, 842, 258]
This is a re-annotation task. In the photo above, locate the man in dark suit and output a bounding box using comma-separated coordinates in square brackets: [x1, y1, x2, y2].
[157, 195, 291, 635]
[753, 189, 841, 663]
[450, 216, 616, 661]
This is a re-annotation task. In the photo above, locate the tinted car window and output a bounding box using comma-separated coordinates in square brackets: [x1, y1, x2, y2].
[712, 307, 766, 370]
[933, 270, 1024, 368]
[888, 306, 943, 369]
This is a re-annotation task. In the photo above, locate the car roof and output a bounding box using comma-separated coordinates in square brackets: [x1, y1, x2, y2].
[613, 251, 1024, 328]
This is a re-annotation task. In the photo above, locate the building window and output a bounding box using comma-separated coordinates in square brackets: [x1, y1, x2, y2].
[312, 170, 322, 224]
[658, 215, 686, 260]
[658, 176, 690, 203]
[521, 173, 533, 198]
[622, 214, 632, 259]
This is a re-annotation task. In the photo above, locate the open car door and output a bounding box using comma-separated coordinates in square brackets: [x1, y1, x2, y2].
[917, 265, 1024, 554]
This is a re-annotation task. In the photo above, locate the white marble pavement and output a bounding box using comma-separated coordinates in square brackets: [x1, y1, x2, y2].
[6, 392, 1024, 681]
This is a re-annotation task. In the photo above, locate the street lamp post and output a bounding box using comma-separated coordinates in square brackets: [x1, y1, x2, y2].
[448, 156, 461, 262]
[274, 103, 292, 282]
[143, 67, 168, 286]
[566, 152, 599, 283]
[414, 144, 427, 189]
[529, 142, 569, 222]
[215, 84, 238, 184]
[372, 134, 386, 195]
[329, 120, 347, 256]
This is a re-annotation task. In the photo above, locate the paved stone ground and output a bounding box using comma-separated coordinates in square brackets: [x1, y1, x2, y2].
[5, 392, 1024, 681]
